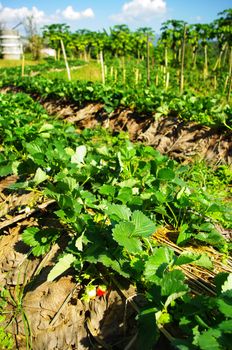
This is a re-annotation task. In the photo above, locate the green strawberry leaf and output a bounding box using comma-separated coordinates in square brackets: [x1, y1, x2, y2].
[131, 210, 156, 237]
[112, 221, 142, 253]
[158, 168, 175, 180]
[161, 270, 189, 296]
[144, 247, 174, 281]
[107, 204, 131, 222]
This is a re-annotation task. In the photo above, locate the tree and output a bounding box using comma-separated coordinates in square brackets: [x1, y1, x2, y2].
[159, 22, 172, 68]
[192, 23, 214, 78]
[215, 9, 232, 45]
[133, 27, 155, 60]
[109, 25, 133, 57]
[187, 24, 201, 68]
[24, 15, 43, 60]
[160, 20, 186, 65]
[213, 9, 232, 70]
[91, 31, 109, 60]
[72, 29, 93, 61]
[42, 23, 70, 60]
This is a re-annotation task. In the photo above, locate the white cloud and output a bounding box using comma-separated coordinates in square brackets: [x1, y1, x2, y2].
[82, 8, 95, 18]
[0, 5, 46, 25]
[111, 0, 167, 22]
[0, 4, 95, 29]
[62, 6, 94, 21]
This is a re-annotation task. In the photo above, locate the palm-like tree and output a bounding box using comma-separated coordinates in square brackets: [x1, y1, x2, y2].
[160, 20, 186, 65]
[187, 24, 201, 68]
[213, 9, 232, 71]
[42, 23, 71, 60]
[133, 27, 155, 60]
[192, 23, 214, 78]
[109, 25, 133, 58]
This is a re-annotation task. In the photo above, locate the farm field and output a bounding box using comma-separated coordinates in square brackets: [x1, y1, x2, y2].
[0, 8, 232, 350]
[42, 61, 102, 82]
[0, 59, 43, 68]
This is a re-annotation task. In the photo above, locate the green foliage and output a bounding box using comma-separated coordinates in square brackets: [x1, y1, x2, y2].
[22, 226, 60, 256]
[0, 295, 13, 349]
[1, 10, 232, 348]
[0, 71, 231, 128]
[0, 326, 13, 350]
[0, 87, 231, 349]
[0, 290, 17, 349]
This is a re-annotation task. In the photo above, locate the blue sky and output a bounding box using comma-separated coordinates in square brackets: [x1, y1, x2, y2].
[0, 0, 231, 33]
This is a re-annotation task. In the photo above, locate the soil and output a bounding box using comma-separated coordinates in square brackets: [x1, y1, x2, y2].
[0, 204, 139, 350]
[41, 100, 232, 165]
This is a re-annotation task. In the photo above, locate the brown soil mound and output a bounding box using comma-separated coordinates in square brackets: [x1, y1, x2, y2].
[0, 203, 138, 349]
[42, 100, 232, 165]
[1, 87, 231, 164]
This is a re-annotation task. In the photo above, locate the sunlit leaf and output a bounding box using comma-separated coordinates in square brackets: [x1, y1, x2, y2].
[47, 254, 76, 282]
[71, 145, 87, 164]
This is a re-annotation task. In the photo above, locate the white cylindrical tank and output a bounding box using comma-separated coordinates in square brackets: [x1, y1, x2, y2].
[0, 29, 22, 60]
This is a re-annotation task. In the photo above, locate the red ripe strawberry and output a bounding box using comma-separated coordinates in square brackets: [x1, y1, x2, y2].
[96, 285, 107, 297]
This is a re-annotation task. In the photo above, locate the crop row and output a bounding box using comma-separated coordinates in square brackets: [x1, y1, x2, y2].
[0, 69, 232, 130]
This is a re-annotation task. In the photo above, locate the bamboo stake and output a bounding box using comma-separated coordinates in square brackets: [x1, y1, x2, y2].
[155, 73, 159, 86]
[203, 45, 208, 80]
[164, 47, 168, 70]
[146, 33, 150, 86]
[110, 66, 114, 78]
[99, 50, 105, 85]
[213, 75, 217, 90]
[114, 68, 118, 83]
[213, 42, 227, 71]
[224, 75, 229, 92]
[21, 50, 25, 77]
[222, 45, 228, 67]
[227, 46, 232, 102]
[135, 68, 139, 85]
[84, 49, 88, 62]
[180, 24, 187, 94]
[123, 67, 126, 84]
[180, 74, 184, 93]
[165, 72, 170, 91]
[60, 39, 71, 81]
[163, 65, 166, 87]
[178, 47, 181, 63]
[122, 56, 126, 85]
